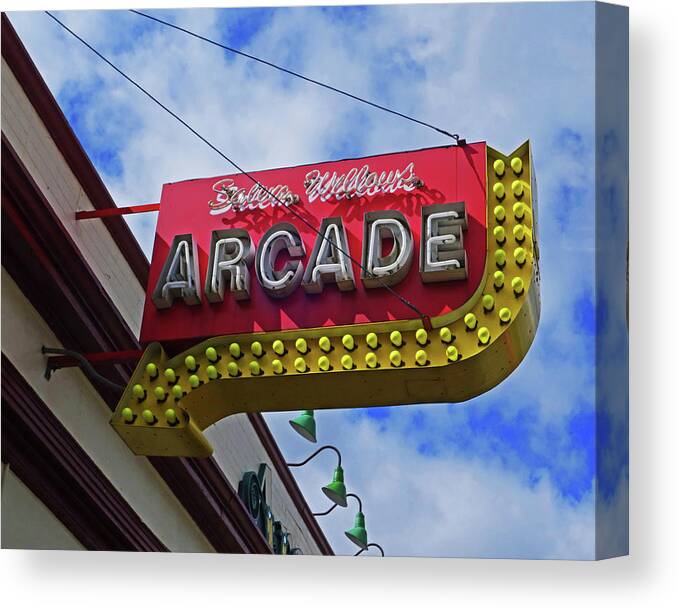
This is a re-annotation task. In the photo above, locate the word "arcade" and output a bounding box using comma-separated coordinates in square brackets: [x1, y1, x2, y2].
[151, 201, 468, 309]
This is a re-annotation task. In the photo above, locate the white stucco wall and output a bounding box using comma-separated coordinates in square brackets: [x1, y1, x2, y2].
[1, 58, 145, 337]
[1, 269, 214, 553]
[1, 465, 85, 551]
[207, 418, 323, 554]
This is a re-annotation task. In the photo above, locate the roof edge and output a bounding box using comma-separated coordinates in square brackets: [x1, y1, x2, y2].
[1, 13, 149, 288]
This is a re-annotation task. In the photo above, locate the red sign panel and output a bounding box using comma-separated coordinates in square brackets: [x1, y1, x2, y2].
[140, 143, 488, 344]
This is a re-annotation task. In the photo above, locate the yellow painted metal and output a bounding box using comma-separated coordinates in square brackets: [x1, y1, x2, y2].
[111, 142, 541, 457]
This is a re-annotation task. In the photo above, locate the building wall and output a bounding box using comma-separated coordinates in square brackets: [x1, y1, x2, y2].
[1, 268, 213, 553]
[1, 464, 85, 551]
[1, 51, 327, 555]
[1, 58, 145, 338]
[207, 419, 322, 554]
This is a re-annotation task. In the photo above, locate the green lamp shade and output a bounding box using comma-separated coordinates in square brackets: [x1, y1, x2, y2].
[322, 466, 347, 507]
[289, 410, 317, 443]
[345, 511, 368, 550]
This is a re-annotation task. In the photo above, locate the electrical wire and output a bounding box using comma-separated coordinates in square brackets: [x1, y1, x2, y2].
[129, 9, 465, 145]
[46, 11, 432, 324]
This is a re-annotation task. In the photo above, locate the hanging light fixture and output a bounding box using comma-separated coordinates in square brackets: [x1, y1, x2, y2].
[287, 445, 347, 507]
[322, 465, 347, 507]
[343, 493, 368, 550]
[345, 510, 368, 550]
[288, 409, 317, 443]
[312, 492, 369, 550]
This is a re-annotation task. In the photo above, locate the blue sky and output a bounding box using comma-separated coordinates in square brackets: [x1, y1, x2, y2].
[8, 2, 628, 559]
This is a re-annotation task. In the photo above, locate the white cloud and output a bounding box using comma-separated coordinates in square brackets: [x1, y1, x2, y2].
[265, 411, 594, 558]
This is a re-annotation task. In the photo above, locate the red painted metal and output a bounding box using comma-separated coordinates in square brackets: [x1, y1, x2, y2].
[75, 203, 160, 220]
[141, 145, 488, 344]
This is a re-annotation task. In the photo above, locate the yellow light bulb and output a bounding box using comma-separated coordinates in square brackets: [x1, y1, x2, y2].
[205, 347, 218, 362]
[513, 202, 525, 220]
[132, 384, 145, 400]
[249, 361, 261, 376]
[251, 341, 263, 357]
[493, 158, 505, 176]
[365, 352, 378, 368]
[171, 385, 183, 399]
[273, 340, 285, 355]
[511, 180, 524, 197]
[229, 343, 241, 358]
[494, 205, 506, 222]
[493, 270, 505, 288]
[494, 249, 506, 267]
[153, 386, 166, 401]
[446, 345, 459, 362]
[366, 332, 378, 349]
[514, 247, 527, 265]
[513, 224, 525, 241]
[146, 362, 158, 378]
[511, 157, 523, 174]
[165, 409, 178, 425]
[499, 307, 512, 323]
[319, 336, 331, 352]
[389, 350, 402, 366]
[482, 294, 494, 311]
[318, 356, 330, 371]
[227, 362, 239, 377]
[493, 226, 506, 243]
[206, 365, 218, 380]
[439, 327, 452, 343]
[493, 182, 505, 199]
[295, 337, 308, 353]
[416, 328, 428, 345]
[142, 409, 155, 424]
[164, 368, 176, 383]
[185, 355, 197, 371]
[512, 277, 525, 294]
[342, 334, 355, 350]
[121, 407, 134, 423]
[390, 330, 403, 346]
[189, 374, 200, 388]
[478, 327, 490, 344]
[272, 359, 284, 375]
[341, 354, 353, 370]
[415, 349, 427, 365]
[464, 313, 477, 330]
[294, 357, 307, 373]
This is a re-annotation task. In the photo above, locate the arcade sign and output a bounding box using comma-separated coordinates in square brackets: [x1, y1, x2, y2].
[111, 142, 540, 457]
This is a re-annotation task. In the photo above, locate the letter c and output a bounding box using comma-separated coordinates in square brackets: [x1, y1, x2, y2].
[255, 223, 306, 298]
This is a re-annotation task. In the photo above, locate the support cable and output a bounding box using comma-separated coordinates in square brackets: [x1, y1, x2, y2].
[46, 11, 432, 325]
[129, 9, 465, 145]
